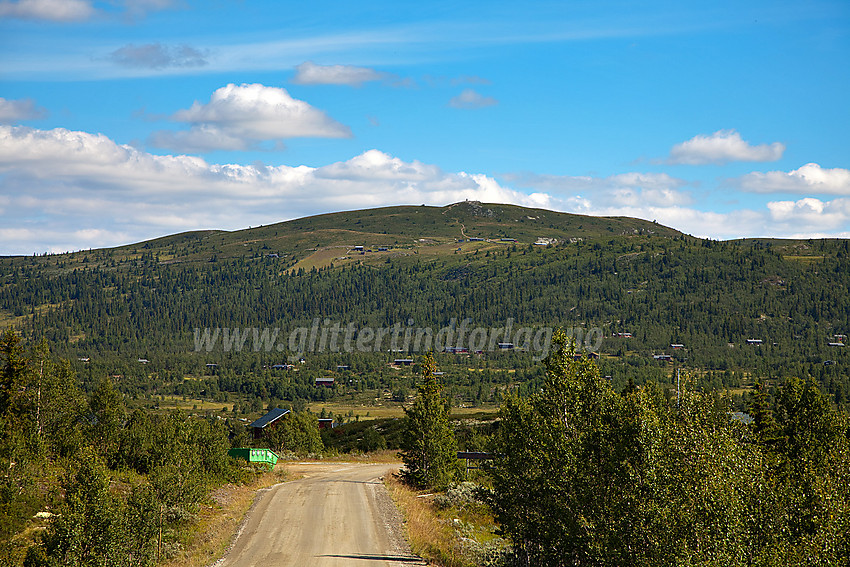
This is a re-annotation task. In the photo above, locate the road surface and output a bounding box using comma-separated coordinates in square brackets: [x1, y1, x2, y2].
[215, 462, 425, 567]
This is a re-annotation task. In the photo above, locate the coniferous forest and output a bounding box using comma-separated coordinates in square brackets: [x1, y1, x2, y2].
[2, 202, 850, 565]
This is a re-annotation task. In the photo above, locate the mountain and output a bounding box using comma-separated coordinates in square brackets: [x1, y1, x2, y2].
[1, 202, 848, 410]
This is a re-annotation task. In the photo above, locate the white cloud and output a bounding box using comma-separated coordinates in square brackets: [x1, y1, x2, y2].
[0, 0, 94, 21]
[448, 89, 498, 109]
[3, 124, 849, 254]
[504, 171, 692, 207]
[0, 97, 47, 123]
[109, 43, 209, 69]
[668, 130, 785, 165]
[738, 163, 850, 195]
[150, 83, 352, 152]
[0, 0, 175, 21]
[291, 61, 386, 86]
[766, 197, 850, 232]
[0, 125, 539, 253]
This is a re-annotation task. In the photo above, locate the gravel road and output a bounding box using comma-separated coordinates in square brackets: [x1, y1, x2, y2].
[215, 462, 426, 567]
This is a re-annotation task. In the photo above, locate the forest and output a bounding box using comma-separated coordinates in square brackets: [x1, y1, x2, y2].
[0, 329, 324, 566]
[2, 205, 850, 414]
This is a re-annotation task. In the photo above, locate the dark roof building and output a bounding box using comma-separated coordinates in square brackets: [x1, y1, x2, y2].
[249, 407, 291, 439]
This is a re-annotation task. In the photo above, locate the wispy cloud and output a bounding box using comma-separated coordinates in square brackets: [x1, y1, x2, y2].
[504, 171, 692, 207]
[149, 83, 352, 152]
[109, 43, 209, 69]
[0, 0, 94, 21]
[667, 130, 785, 165]
[292, 61, 387, 86]
[0, 0, 176, 21]
[448, 89, 498, 109]
[0, 97, 48, 123]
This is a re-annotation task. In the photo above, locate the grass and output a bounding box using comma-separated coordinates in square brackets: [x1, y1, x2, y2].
[385, 475, 476, 567]
[155, 394, 234, 412]
[385, 475, 504, 567]
[163, 467, 285, 567]
[309, 400, 498, 420]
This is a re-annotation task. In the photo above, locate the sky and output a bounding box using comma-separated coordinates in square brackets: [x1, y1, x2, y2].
[0, 0, 848, 255]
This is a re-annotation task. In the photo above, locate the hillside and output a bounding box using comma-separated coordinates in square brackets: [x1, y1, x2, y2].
[0, 201, 681, 274]
[1, 202, 848, 413]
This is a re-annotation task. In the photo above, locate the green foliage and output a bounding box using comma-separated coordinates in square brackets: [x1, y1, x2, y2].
[264, 411, 323, 456]
[25, 449, 156, 567]
[320, 417, 405, 453]
[400, 353, 459, 490]
[0, 330, 249, 565]
[489, 330, 850, 566]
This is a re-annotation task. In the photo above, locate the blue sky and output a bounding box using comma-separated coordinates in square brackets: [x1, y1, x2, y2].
[1, 0, 848, 254]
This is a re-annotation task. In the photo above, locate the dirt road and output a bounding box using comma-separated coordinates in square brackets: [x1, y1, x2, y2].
[215, 462, 425, 567]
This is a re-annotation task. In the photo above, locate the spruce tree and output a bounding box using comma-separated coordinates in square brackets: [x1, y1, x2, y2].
[400, 353, 458, 490]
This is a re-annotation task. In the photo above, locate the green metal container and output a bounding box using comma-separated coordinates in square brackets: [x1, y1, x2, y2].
[227, 447, 280, 468]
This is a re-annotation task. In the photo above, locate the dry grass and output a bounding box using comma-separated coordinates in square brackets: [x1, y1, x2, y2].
[162, 468, 284, 567]
[309, 401, 498, 420]
[384, 475, 478, 567]
[155, 395, 234, 412]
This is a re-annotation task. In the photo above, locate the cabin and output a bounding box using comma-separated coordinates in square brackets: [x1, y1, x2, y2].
[671, 344, 684, 349]
[248, 408, 291, 440]
[336, 365, 350, 371]
[573, 352, 600, 361]
[497, 342, 515, 350]
[318, 418, 335, 429]
[746, 339, 763, 345]
[653, 354, 673, 362]
[353, 245, 364, 251]
[393, 358, 415, 366]
[445, 347, 468, 354]
[315, 376, 335, 387]
[828, 342, 845, 347]
[616, 332, 632, 338]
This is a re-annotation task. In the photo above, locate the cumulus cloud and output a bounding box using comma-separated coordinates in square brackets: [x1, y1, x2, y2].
[292, 61, 387, 86]
[109, 43, 209, 69]
[0, 97, 47, 123]
[150, 83, 352, 152]
[448, 89, 498, 109]
[668, 130, 785, 165]
[3, 124, 849, 254]
[0, 125, 541, 253]
[738, 163, 850, 195]
[762, 197, 850, 236]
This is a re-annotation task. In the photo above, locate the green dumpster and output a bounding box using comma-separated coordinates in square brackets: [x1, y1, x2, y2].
[227, 448, 280, 468]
